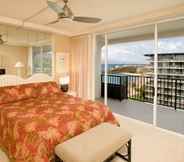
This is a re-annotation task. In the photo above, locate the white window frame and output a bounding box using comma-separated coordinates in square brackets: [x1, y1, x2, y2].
[32, 45, 52, 76]
[95, 16, 184, 130]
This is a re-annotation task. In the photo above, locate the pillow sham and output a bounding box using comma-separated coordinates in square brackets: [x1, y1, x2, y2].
[0, 83, 37, 105]
[0, 81, 60, 105]
[36, 81, 61, 96]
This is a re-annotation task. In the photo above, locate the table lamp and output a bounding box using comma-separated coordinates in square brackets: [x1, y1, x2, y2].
[15, 61, 24, 77]
[59, 75, 70, 92]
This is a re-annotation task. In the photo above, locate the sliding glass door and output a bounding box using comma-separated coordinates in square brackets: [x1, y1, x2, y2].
[156, 19, 184, 134]
[106, 25, 155, 124]
[95, 26, 155, 124]
[95, 34, 105, 103]
[95, 18, 184, 135]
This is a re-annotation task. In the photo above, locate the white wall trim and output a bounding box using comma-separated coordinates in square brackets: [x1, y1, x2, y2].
[0, 16, 72, 36]
[104, 33, 108, 105]
[28, 47, 33, 76]
[91, 33, 96, 100]
[153, 24, 158, 126]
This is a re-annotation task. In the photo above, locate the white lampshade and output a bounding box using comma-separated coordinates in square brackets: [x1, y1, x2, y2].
[59, 76, 70, 85]
[15, 62, 24, 68]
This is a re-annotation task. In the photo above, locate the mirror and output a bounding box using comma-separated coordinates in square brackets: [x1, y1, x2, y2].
[0, 24, 52, 78]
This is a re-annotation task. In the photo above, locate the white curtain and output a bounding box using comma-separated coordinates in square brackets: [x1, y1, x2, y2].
[70, 34, 93, 99]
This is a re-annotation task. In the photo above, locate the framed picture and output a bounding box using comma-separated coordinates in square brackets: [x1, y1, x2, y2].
[56, 53, 69, 74]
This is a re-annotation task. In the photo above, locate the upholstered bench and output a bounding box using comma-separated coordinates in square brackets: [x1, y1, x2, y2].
[0, 149, 9, 162]
[55, 123, 132, 162]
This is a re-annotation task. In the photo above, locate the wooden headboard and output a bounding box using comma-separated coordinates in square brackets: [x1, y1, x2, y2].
[0, 73, 53, 87]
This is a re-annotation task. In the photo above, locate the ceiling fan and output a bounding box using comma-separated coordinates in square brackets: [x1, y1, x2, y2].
[47, 0, 102, 24]
[0, 34, 7, 45]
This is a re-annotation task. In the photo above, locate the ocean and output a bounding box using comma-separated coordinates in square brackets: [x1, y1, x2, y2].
[101, 64, 125, 71]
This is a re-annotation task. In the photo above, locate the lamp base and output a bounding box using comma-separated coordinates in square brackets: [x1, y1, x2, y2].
[61, 85, 69, 92]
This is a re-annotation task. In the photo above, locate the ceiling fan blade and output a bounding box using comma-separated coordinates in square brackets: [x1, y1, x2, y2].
[0, 40, 7, 45]
[46, 19, 60, 25]
[0, 40, 3, 44]
[72, 16, 102, 23]
[47, 0, 64, 14]
[0, 35, 7, 45]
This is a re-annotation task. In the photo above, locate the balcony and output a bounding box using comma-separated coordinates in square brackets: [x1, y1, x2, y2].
[100, 74, 184, 134]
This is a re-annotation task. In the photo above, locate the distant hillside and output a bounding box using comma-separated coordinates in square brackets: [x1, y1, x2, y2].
[101, 64, 125, 72]
[109, 66, 137, 74]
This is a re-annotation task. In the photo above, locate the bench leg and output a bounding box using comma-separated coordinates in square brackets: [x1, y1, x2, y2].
[116, 139, 131, 162]
[54, 154, 63, 162]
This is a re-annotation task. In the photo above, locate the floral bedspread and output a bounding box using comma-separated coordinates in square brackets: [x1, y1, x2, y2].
[0, 93, 117, 162]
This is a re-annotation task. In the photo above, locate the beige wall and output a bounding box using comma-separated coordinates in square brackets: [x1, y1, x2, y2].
[52, 34, 71, 81]
[70, 35, 94, 99]
[0, 34, 71, 80]
[53, 34, 71, 53]
[52, 34, 94, 99]
[0, 45, 29, 77]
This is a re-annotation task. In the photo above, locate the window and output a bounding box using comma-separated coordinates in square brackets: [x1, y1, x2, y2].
[96, 18, 184, 135]
[32, 45, 52, 75]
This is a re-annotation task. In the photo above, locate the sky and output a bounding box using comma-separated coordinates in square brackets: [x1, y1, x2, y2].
[101, 36, 184, 64]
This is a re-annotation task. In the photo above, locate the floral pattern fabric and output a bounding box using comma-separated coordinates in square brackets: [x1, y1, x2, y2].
[35, 82, 61, 96]
[0, 92, 117, 162]
[0, 83, 37, 105]
[0, 82, 60, 105]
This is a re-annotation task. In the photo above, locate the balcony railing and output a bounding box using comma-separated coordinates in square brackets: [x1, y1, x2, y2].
[101, 74, 184, 110]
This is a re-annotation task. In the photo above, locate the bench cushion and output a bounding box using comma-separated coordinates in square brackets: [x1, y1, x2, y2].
[55, 123, 131, 162]
[0, 149, 9, 162]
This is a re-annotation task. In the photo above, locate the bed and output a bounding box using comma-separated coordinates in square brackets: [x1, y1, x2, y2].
[0, 74, 118, 162]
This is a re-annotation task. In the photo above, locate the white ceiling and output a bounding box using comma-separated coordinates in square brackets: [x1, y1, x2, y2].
[108, 19, 184, 40]
[0, 0, 184, 36]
